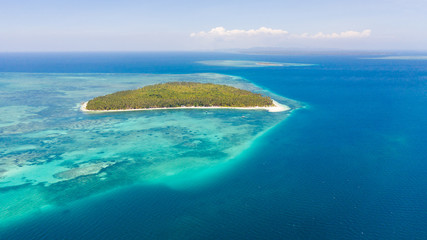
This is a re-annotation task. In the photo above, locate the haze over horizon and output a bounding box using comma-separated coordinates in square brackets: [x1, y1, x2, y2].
[1, 0, 426, 52]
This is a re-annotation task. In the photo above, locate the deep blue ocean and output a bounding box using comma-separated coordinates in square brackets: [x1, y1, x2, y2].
[0, 52, 426, 239]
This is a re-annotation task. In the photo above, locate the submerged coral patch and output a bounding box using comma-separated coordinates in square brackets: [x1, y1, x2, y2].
[197, 60, 314, 67]
[0, 72, 298, 223]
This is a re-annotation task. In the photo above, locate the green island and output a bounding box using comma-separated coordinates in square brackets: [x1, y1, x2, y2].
[85, 82, 274, 110]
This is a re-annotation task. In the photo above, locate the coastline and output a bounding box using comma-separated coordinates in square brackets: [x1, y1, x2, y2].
[80, 100, 290, 113]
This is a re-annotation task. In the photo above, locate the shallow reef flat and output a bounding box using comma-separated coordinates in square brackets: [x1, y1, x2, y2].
[0, 72, 299, 223]
[365, 56, 427, 60]
[197, 60, 314, 68]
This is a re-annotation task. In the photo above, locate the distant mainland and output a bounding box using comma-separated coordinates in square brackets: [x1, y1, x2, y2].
[81, 82, 289, 113]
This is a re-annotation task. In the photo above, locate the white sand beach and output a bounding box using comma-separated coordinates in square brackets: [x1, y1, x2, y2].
[80, 100, 290, 113]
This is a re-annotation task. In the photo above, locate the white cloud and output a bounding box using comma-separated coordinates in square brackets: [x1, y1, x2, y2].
[298, 29, 372, 39]
[191, 27, 371, 40]
[190, 27, 288, 38]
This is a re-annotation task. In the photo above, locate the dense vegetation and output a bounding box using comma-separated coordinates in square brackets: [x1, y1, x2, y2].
[86, 82, 274, 110]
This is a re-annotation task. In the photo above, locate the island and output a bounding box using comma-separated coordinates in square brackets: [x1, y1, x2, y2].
[81, 82, 289, 112]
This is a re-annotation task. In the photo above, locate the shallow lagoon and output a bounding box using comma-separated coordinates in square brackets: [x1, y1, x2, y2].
[197, 60, 314, 67]
[0, 72, 297, 223]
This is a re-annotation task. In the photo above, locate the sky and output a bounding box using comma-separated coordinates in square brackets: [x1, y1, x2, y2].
[0, 0, 426, 52]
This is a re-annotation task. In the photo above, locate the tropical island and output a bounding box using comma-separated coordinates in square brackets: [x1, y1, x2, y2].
[81, 82, 289, 112]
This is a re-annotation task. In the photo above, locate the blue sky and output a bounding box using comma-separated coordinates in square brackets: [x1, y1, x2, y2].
[0, 0, 426, 51]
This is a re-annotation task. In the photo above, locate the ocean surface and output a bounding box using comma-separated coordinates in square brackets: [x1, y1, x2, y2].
[0, 52, 426, 239]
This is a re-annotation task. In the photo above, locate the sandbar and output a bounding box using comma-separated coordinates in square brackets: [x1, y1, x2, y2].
[256, 62, 283, 66]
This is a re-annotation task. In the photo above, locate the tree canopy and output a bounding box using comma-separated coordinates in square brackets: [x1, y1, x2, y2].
[86, 82, 274, 110]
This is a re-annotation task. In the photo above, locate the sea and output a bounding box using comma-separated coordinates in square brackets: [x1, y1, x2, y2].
[0, 52, 426, 239]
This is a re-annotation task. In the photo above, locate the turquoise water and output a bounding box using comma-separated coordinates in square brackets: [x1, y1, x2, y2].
[0, 72, 296, 223]
[0, 53, 426, 239]
[197, 60, 313, 67]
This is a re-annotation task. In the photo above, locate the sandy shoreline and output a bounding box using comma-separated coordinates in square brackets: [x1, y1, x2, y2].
[80, 100, 290, 113]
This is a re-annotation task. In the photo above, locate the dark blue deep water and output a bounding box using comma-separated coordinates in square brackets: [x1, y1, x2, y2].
[0, 52, 426, 239]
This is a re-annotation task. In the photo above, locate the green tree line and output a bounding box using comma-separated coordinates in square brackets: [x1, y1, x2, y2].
[86, 82, 274, 110]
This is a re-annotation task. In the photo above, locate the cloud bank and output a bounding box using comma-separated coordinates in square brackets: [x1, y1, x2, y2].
[190, 27, 288, 38]
[299, 29, 372, 39]
[191, 27, 371, 39]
